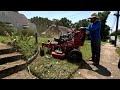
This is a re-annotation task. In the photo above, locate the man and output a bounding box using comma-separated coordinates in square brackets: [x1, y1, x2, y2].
[81, 13, 101, 65]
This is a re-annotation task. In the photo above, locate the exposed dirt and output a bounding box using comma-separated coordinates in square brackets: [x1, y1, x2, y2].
[2, 69, 38, 79]
[0, 43, 11, 49]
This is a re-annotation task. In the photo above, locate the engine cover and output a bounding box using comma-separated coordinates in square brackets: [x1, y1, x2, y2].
[51, 51, 65, 60]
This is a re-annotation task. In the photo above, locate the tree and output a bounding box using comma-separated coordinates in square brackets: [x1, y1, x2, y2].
[59, 17, 72, 28]
[30, 16, 53, 34]
[110, 29, 120, 36]
[73, 19, 90, 29]
[0, 21, 16, 36]
[52, 19, 61, 26]
[104, 25, 110, 36]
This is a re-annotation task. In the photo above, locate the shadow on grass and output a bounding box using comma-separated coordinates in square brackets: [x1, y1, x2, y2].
[67, 59, 92, 70]
[66, 59, 92, 78]
[67, 59, 111, 77]
[79, 60, 92, 70]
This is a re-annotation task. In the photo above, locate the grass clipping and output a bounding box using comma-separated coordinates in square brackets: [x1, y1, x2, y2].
[29, 40, 91, 79]
[29, 55, 80, 79]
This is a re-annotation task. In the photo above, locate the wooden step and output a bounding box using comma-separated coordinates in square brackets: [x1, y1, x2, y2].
[0, 59, 26, 78]
[0, 43, 15, 54]
[0, 43, 12, 50]
[0, 47, 15, 55]
[2, 69, 38, 79]
[0, 59, 26, 71]
[0, 52, 23, 65]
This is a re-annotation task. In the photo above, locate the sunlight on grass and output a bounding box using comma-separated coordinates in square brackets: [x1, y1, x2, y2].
[0, 36, 9, 44]
[116, 48, 120, 56]
[29, 40, 92, 79]
[80, 40, 91, 60]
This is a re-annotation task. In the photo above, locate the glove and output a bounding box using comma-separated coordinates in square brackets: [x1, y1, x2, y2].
[80, 27, 84, 29]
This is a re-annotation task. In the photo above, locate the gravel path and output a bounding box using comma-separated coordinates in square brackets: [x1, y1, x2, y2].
[72, 43, 120, 79]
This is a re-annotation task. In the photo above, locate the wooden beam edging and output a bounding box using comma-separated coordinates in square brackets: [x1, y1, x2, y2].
[25, 50, 39, 79]
[26, 50, 39, 65]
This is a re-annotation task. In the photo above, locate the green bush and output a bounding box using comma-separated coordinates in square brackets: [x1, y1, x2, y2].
[4, 29, 38, 60]
[0, 25, 16, 36]
[102, 39, 107, 42]
[0, 21, 38, 60]
[16, 40, 38, 59]
[18, 29, 35, 36]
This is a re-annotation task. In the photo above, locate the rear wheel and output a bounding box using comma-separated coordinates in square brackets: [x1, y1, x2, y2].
[67, 49, 82, 63]
[40, 47, 44, 56]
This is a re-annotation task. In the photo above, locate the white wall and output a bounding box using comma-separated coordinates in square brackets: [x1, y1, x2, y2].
[0, 11, 36, 30]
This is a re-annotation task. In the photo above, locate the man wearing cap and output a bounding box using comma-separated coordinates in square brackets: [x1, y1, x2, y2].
[80, 13, 101, 66]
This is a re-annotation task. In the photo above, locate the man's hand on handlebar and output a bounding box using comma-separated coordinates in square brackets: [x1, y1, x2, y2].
[80, 27, 84, 29]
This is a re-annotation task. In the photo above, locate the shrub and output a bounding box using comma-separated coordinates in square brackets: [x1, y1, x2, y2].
[0, 24, 16, 36]
[5, 29, 38, 60]
[18, 29, 36, 36]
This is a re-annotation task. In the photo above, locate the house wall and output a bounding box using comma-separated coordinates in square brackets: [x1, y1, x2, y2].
[46, 26, 60, 37]
[0, 11, 36, 30]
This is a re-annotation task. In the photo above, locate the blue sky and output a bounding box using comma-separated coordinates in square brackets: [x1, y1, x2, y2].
[19, 11, 119, 32]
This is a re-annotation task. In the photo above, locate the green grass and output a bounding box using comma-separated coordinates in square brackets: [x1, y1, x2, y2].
[116, 48, 120, 56]
[0, 36, 10, 44]
[80, 40, 91, 60]
[29, 40, 92, 79]
[101, 41, 108, 45]
[0, 35, 92, 79]
[116, 35, 120, 56]
[17, 37, 37, 59]
[0, 35, 54, 60]
[38, 37, 53, 45]
[29, 56, 79, 79]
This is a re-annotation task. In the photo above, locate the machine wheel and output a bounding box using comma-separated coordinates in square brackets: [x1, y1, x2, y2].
[46, 49, 52, 54]
[40, 47, 44, 56]
[67, 49, 82, 63]
[118, 59, 120, 69]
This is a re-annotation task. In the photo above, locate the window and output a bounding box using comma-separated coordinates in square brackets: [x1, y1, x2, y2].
[22, 25, 29, 29]
[2, 12, 5, 16]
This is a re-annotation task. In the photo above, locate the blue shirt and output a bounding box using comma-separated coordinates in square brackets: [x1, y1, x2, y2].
[84, 21, 101, 40]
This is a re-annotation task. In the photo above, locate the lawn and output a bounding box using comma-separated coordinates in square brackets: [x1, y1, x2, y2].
[116, 48, 120, 56]
[29, 39, 92, 79]
[0, 36, 10, 44]
[80, 40, 91, 60]
[37, 37, 53, 45]
[0, 35, 92, 79]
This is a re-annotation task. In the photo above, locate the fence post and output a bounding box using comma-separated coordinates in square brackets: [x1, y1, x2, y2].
[35, 33, 38, 44]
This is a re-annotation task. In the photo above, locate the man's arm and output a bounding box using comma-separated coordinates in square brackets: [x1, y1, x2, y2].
[89, 22, 101, 31]
[80, 26, 90, 32]
[80, 21, 101, 31]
